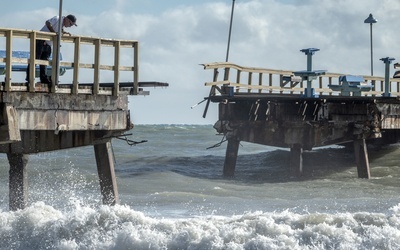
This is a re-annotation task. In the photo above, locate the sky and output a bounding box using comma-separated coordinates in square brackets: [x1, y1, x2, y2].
[1, 0, 400, 124]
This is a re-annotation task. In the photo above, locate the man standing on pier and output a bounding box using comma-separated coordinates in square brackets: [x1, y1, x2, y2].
[26, 14, 77, 84]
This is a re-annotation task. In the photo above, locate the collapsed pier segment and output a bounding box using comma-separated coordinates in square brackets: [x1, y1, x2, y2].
[202, 50, 400, 178]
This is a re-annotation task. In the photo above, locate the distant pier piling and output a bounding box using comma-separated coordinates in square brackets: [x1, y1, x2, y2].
[223, 138, 240, 177]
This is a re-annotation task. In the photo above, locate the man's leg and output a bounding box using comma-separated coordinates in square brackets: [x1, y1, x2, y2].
[39, 42, 51, 83]
[26, 40, 45, 82]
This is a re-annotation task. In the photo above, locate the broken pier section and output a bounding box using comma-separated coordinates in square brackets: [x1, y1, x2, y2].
[203, 48, 400, 178]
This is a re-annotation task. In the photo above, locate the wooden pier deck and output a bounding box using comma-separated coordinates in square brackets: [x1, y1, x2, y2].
[0, 28, 167, 210]
[202, 51, 400, 179]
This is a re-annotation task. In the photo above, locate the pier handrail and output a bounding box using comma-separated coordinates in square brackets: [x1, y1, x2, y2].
[203, 62, 400, 97]
[0, 27, 139, 95]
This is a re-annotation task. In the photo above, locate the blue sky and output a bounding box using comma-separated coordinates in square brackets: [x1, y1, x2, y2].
[2, 0, 400, 124]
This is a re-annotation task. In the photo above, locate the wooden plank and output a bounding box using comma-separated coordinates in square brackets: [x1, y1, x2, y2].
[99, 65, 114, 71]
[202, 62, 294, 75]
[78, 63, 95, 69]
[120, 41, 138, 47]
[9, 30, 30, 39]
[10, 58, 29, 64]
[118, 66, 135, 71]
[205, 80, 230, 86]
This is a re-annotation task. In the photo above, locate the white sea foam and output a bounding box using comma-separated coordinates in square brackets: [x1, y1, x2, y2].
[1, 202, 400, 249]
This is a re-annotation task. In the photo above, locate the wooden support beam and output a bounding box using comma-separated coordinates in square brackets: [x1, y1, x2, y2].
[354, 139, 371, 179]
[290, 144, 303, 177]
[223, 138, 240, 176]
[94, 141, 119, 205]
[7, 153, 28, 211]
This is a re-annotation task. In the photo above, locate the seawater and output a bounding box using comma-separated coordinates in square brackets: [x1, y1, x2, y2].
[1, 125, 400, 249]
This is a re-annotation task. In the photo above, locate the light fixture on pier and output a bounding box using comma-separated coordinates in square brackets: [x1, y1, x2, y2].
[364, 13, 377, 76]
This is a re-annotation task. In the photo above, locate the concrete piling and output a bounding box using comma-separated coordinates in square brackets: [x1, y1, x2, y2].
[7, 153, 28, 211]
[94, 141, 119, 205]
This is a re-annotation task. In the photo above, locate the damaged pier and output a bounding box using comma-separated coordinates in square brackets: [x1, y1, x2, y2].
[203, 49, 400, 179]
[0, 28, 167, 210]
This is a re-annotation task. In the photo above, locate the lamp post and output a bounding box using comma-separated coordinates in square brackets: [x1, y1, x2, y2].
[364, 13, 377, 76]
[225, 0, 235, 62]
[55, 0, 63, 87]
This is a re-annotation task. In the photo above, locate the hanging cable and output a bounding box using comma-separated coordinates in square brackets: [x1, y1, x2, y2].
[116, 134, 148, 146]
[207, 135, 227, 149]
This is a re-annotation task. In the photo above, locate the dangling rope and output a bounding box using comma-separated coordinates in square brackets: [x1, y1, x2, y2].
[207, 134, 227, 149]
[116, 134, 148, 146]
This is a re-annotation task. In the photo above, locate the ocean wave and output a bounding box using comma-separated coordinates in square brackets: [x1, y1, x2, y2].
[1, 202, 400, 249]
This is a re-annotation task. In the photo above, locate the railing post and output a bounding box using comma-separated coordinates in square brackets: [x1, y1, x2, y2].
[51, 34, 58, 93]
[5, 30, 13, 92]
[93, 39, 101, 95]
[133, 42, 139, 95]
[28, 31, 36, 92]
[380, 57, 395, 97]
[247, 72, 252, 93]
[72, 37, 81, 95]
[113, 41, 120, 96]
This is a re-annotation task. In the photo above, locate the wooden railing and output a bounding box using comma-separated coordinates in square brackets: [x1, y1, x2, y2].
[203, 62, 400, 97]
[0, 28, 139, 96]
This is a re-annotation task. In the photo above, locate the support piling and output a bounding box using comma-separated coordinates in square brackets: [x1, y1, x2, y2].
[353, 139, 371, 179]
[223, 138, 240, 177]
[7, 153, 28, 211]
[94, 141, 119, 206]
[290, 144, 303, 177]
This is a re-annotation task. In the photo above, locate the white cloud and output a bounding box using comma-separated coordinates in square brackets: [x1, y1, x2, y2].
[2, 0, 400, 124]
